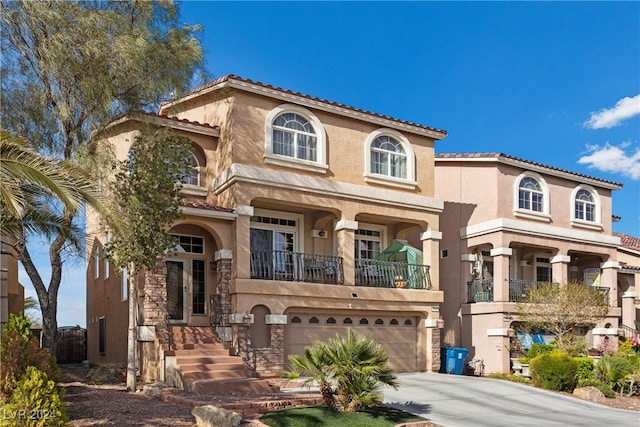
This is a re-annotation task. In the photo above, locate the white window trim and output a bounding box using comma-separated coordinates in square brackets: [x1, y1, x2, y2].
[264, 104, 328, 173]
[570, 185, 602, 230]
[513, 171, 551, 222]
[104, 234, 110, 279]
[183, 152, 201, 187]
[94, 246, 100, 279]
[121, 267, 128, 301]
[364, 128, 416, 189]
[355, 222, 387, 259]
[171, 233, 206, 255]
[251, 208, 305, 252]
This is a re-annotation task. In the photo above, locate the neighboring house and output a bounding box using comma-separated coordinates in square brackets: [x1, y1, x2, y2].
[615, 232, 640, 335]
[434, 153, 637, 373]
[0, 240, 25, 333]
[86, 75, 448, 388]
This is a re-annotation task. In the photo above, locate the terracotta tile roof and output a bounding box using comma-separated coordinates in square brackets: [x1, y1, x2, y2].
[133, 111, 219, 131]
[181, 201, 235, 213]
[163, 74, 447, 136]
[620, 262, 640, 272]
[614, 232, 640, 251]
[435, 152, 623, 188]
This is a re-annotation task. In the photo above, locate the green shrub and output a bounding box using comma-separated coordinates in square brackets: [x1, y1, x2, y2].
[87, 363, 124, 384]
[4, 366, 67, 426]
[530, 350, 577, 392]
[487, 373, 531, 384]
[526, 343, 554, 359]
[0, 314, 60, 399]
[577, 378, 615, 398]
[595, 355, 634, 393]
[574, 357, 595, 381]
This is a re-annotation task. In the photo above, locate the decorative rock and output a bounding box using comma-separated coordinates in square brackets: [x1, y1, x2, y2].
[573, 386, 605, 402]
[142, 382, 175, 398]
[192, 405, 242, 427]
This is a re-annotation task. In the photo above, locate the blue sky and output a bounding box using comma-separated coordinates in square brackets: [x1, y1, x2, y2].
[21, 1, 640, 327]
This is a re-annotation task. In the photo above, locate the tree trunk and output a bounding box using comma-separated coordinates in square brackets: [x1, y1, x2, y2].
[126, 262, 138, 391]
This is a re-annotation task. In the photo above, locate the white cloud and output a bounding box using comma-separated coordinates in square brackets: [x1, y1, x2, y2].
[578, 142, 640, 180]
[583, 94, 640, 129]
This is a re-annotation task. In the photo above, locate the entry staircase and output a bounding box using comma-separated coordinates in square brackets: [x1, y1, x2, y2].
[162, 326, 278, 394]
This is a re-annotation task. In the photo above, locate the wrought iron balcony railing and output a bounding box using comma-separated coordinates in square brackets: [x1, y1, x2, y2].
[355, 259, 432, 289]
[467, 279, 494, 303]
[250, 250, 344, 284]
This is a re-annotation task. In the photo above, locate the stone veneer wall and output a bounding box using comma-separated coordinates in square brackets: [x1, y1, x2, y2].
[236, 324, 285, 377]
[215, 258, 232, 325]
[431, 329, 442, 372]
[143, 259, 168, 330]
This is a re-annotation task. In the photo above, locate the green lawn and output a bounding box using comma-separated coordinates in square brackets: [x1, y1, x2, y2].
[260, 405, 426, 427]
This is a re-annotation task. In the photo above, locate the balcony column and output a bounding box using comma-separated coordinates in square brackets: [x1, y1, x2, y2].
[622, 289, 637, 328]
[335, 219, 358, 286]
[420, 231, 442, 290]
[235, 205, 254, 280]
[490, 247, 512, 302]
[600, 261, 619, 307]
[551, 255, 570, 284]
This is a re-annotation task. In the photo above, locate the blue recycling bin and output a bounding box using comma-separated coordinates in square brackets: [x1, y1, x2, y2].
[445, 347, 469, 375]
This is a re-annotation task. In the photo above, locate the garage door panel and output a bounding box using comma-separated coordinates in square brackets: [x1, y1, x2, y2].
[285, 313, 418, 372]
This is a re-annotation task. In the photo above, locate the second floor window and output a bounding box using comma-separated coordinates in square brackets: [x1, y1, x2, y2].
[518, 177, 544, 212]
[272, 112, 318, 162]
[370, 135, 407, 179]
[354, 228, 383, 260]
[181, 153, 200, 186]
[575, 189, 597, 222]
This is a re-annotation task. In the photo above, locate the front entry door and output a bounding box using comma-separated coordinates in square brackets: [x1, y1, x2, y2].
[166, 260, 186, 322]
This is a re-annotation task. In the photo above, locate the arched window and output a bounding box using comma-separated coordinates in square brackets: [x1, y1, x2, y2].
[343, 317, 353, 324]
[571, 185, 601, 228]
[371, 135, 406, 178]
[514, 172, 550, 220]
[518, 177, 543, 212]
[575, 189, 595, 222]
[364, 129, 416, 189]
[181, 153, 200, 186]
[265, 104, 327, 173]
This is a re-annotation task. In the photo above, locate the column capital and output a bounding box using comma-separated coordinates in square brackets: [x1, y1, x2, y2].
[551, 255, 571, 264]
[420, 231, 442, 241]
[236, 205, 254, 216]
[490, 247, 512, 257]
[600, 261, 620, 269]
[335, 219, 358, 231]
[215, 249, 233, 260]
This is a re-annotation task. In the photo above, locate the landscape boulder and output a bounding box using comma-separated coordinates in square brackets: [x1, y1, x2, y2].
[192, 405, 242, 427]
[573, 386, 605, 402]
[142, 382, 175, 398]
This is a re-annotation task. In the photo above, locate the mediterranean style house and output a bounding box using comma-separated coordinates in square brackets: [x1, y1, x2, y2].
[86, 75, 639, 387]
[433, 153, 639, 373]
[86, 75, 447, 390]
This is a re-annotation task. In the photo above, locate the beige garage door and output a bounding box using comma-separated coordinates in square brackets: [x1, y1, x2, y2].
[285, 311, 419, 372]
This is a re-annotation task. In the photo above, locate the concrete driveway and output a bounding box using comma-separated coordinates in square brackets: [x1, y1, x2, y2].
[383, 372, 639, 427]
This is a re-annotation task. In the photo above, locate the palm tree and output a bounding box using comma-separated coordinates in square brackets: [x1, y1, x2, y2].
[285, 329, 399, 412]
[1, 129, 104, 235]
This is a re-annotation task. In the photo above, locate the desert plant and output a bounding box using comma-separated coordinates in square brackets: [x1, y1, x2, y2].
[4, 366, 67, 426]
[574, 357, 595, 381]
[595, 355, 634, 393]
[87, 363, 125, 384]
[0, 314, 60, 399]
[284, 329, 398, 412]
[530, 350, 577, 392]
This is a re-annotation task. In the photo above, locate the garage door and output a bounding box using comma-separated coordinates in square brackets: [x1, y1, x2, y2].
[285, 311, 419, 372]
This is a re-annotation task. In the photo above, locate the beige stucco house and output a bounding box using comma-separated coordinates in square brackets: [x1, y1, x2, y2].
[1, 240, 25, 333]
[434, 153, 638, 374]
[86, 75, 447, 388]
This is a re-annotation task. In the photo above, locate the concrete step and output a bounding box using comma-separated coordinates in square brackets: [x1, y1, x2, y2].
[182, 369, 254, 381]
[165, 342, 222, 350]
[191, 378, 279, 394]
[165, 348, 231, 357]
[174, 355, 244, 365]
[176, 363, 251, 372]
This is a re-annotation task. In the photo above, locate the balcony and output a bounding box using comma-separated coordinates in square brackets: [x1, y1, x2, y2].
[250, 250, 344, 284]
[467, 279, 610, 303]
[355, 259, 432, 289]
[249, 250, 431, 289]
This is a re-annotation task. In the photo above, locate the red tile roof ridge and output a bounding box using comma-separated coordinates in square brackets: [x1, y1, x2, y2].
[181, 201, 235, 213]
[164, 74, 447, 135]
[136, 111, 219, 130]
[619, 262, 640, 271]
[435, 152, 623, 187]
[613, 232, 640, 250]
